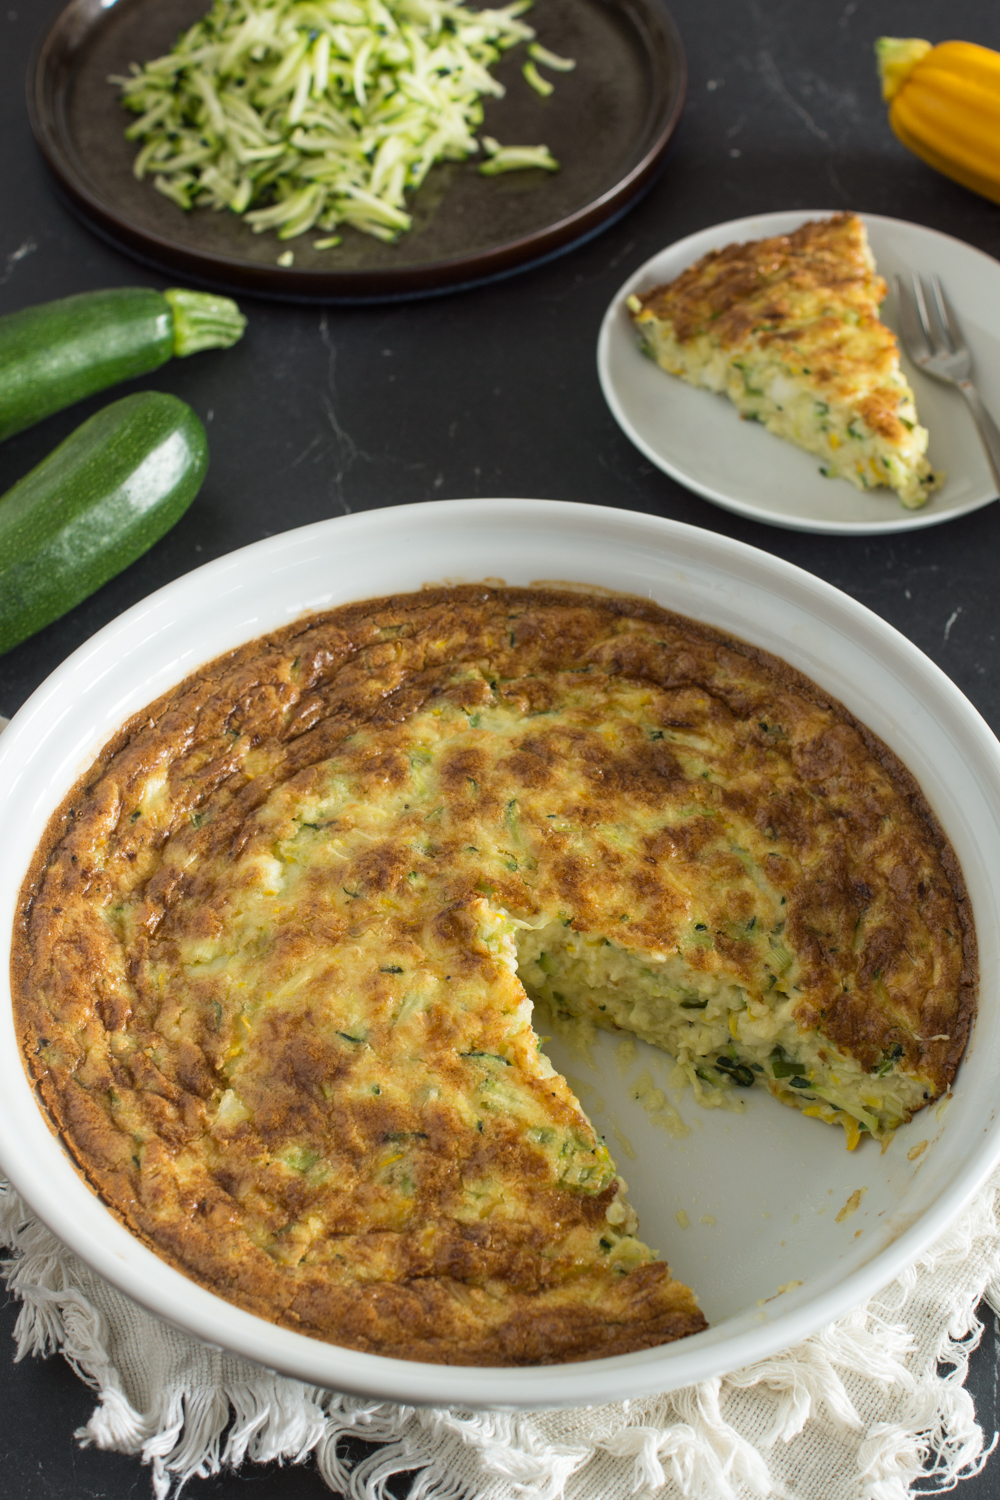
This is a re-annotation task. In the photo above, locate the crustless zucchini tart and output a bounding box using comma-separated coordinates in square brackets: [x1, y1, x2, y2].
[628, 214, 938, 508]
[13, 587, 975, 1363]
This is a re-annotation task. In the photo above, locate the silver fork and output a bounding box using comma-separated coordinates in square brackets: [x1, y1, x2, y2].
[894, 272, 1000, 495]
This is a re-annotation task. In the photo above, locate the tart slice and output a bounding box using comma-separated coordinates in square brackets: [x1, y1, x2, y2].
[628, 213, 937, 508]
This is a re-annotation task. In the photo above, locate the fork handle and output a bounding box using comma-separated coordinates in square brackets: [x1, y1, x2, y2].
[957, 379, 1000, 496]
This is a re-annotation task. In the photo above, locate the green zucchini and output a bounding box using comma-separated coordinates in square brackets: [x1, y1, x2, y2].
[0, 391, 208, 655]
[0, 287, 245, 443]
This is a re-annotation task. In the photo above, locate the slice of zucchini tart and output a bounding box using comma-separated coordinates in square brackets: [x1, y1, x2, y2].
[628, 213, 938, 509]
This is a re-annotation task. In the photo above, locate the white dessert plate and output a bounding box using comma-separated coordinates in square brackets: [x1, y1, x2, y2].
[2, 498, 1000, 1411]
[597, 210, 1000, 534]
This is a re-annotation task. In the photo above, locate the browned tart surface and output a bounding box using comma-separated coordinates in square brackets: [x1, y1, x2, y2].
[13, 587, 975, 1364]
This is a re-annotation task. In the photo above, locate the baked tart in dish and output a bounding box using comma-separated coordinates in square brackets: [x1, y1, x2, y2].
[13, 586, 974, 1363]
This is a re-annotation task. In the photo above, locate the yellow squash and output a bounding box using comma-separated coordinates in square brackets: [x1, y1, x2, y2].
[875, 37, 1000, 207]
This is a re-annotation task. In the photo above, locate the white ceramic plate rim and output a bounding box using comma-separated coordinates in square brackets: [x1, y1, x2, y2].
[2, 497, 1000, 1409]
[597, 210, 1000, 535]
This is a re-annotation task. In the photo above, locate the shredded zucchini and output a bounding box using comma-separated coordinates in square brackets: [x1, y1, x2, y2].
[114, 0, 572, 247]
[479, 135, 558, 174]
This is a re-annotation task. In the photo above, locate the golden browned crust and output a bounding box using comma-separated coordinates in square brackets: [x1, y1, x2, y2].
[12, 586, 975, 1363]
[635, 213, 884, 347]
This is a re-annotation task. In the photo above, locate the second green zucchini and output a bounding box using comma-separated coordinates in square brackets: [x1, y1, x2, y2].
[0, 390, 208, 655]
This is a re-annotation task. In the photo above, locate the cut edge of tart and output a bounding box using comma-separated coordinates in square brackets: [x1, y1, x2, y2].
[627, 213, 940, 509]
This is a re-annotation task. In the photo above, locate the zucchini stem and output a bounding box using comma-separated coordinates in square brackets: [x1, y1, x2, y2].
[163, 289, 247, 357]
[874, 37, 932, 102]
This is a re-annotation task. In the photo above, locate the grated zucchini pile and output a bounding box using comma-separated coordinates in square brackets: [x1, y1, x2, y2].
[115, 0, 573, 247]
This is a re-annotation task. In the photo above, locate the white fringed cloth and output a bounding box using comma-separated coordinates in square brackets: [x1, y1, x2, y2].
[1, 1174, 999, 1500]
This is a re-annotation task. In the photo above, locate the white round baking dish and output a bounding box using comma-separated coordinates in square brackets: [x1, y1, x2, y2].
[2, 497, 999, 1410]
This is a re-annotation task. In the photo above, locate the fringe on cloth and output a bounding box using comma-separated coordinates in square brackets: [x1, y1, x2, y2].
[2, 1174, 999, 1500]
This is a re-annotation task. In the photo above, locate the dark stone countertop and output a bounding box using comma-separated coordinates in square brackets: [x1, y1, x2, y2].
[2, 0, 999, 1494]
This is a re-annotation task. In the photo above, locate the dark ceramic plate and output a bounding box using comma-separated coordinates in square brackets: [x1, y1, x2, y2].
[27, 0, 686, 301]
